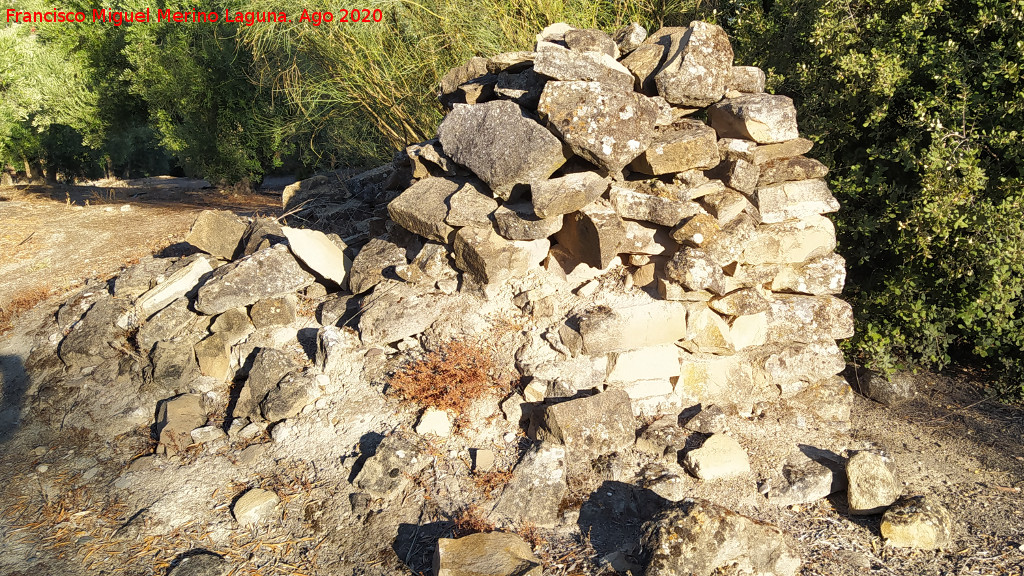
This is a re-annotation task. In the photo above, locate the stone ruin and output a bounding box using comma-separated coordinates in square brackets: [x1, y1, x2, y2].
[9, 20, 921, 576]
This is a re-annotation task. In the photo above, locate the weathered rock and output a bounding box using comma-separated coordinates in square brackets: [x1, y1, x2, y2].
[758, 340, 847, 395]
[260, 370, 318, 422]
[167, 552, 230, 576]
[348, 237, 408, 294]
[137, 298, 206, 356]
[575, 300, 688, 354]
[749, 137, 815, 165]
[209, 307, 253, 345]
[629, 119, 720, 176]
[282, 174, 329, 212]
[533, 44, 633, 89]
[444, 179, 498, 227]
[765, 295, 854, 344]
[59, 296, 130, 368]
[490, 443, 567, 528]
[388, 177, 459, 242]
[190, 425, 227, 445]
[406, 139, 455, 178]
[683, 434, 750, 480]
[683, 404, 729, 434]
[357, 281, 449, 344]
[671, 212, 722, 248]
[438, 100, 569, 198]
[553, 200, 627, 269]
[642, 463, 691, 502]
[538, 81, 659, 173]
[847, 450, 901, 515]
[156, 394, 206, 456]
[433, 532, 542, 576]
[709, 94, 800, 144]
[135, 256, 213, 320]
[881, 495, 953, 550]
[622, 42, 669, 94]
[531, 171, 609, 218]
[151, 340, 201, 390]
[232, 488, 280, 525]
[438, 56, 490, 108]
[709, 287, 771, 316]
[643, 499, 801, 576]
[621, 219, 676, 256]
[728, 65, 766, 93]
[765, 253, 847, 295]
[564, 28, 618, 57]
[494, 68, 546, 109]
[848, 366, 918, 406]
[354, 432, 432, 496]
[730, 312, 768, 351]
[185, 210, 247, 260]
[606, 344, 681, 383]
[536, 22, 574, 46]
[740, 214, 837, 265]
[768, 451, 847, 506]
[415, 407, 452, 437]
[666, 247, 727, 295]
[487, 51, 536, 74]
[758, 156, 829, 186]
[239, 218, 285, 257]
[706, 158, 759, 194]
[234, 348, 297, 418]
[493, 202, 563, 240]
[783, 376, 854, 427]
[453, 226, 548, 285]
[249, 295, 296, 328]
[654, 21, 734, 107]
[195, 247, 314, 316]
[405, 242, 458, 285]
[684, 302, 734, 354]
[754, 179, 840, 224]
[612, 22, 647, 55]
[193, 333, 232, 380]
[281, 226, 351, 287]
[535, 390, 635, 460]
[113, 257, 175, 299]
[677, 352, 758, 405]
[636, 417, 688, 461]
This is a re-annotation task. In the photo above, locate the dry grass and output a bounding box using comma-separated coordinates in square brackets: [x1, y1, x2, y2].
[451, 504, 495, 537]
[0, 285, 52, 335]
[471, 469, 514, 499]
[388, 340, 503, 413]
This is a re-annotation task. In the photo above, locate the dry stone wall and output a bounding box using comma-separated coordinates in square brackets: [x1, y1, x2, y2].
[381, 20, 853, 416]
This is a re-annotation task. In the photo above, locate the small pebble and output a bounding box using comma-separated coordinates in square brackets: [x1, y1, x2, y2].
[35, 464, 49, 474]
[503, 432, 517, 443]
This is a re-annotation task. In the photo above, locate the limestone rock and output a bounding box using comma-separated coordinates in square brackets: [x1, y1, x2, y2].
[494, 68, 546, 109]
[707, 158, 760, 194]
[533, 44, 632, 89]
[666, 247, 727, 295]
[156, 394, 206, 456]
[354, 432, 432, 496]
[167, 552, 230, 576]
[576, 300, 688, 354]
[433, 532, 542, 576]
[438, 57, 491, 109]
[768, 452, 846, 506]
[151, 340, 201, 390]
[406, 139, 455, 178]
[612, 22, 647, 55]
[643, 499, 801, 576]
[185, 210, 247, 260]
[881, 495, 953, 550]
[654, 21, 734, 107]
[783, 376, 854, 427]
[683, 434, 750, 480]
[490, 443, 567, 528]
[847, 450, 901, 515]
[553, 200, 627, 269]
[849, 366, 918, 406]
[765, 295, 854, 344]
[534, 390, 635, 460]
[629, 119, 720, 176]
[709, 94, 800, 144]
[740, 214, 837, 265]
[233, 488, 280, 525]
[758, 155, 829, 186]
[728, 65, 766, 93]
[234, 348, 298, 418]
[606, 345, 681, 383]
[357, 281, 449, 344]
[684, 302, 735, 354]
[195, 247, 315, 316]
[445, 179, 499, 227]
[636, 417, 688, 460]
[453, 226, 548, 285]
[59, 296, 130, 368]
[622, 43, 669, 94]
[487, 51, 536, 74]
[438, 100, 569, 198]
[135, 256, 213, 320]
[249, 295, 296, 328]
[709, 287, 771, 316]
[683, 404, 729, 434]
[767, 253, 847, 295]
[493, 202, 563, 240]
[538, 80, 659, 173]
[531, 171, 609, 219]
[758, 340, 847, 395]
[210, 307, 253, 345]
[415, 407, 452, 437]
[388, 177, 459, 243]
[754, 179, 840, 224]
[349, 236, 408, 295]
[260, 370, 318, 422]
[564, 28, 618, 57]
[608, 183, 698, 227]
[194, 333, 232, 380]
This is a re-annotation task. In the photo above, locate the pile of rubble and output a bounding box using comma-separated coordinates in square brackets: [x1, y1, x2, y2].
[9, 20, 956, 576]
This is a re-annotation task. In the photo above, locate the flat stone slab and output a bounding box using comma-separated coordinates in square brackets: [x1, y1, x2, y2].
[195, 246, 314, 316]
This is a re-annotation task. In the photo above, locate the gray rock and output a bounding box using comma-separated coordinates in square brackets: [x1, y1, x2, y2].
[847, 450, 901, 515]
[751, 137, 815, 164]
[438, 100, 569, 199]
[683, 404, 729, 434]
[260, 370, 317, 422]
[348, 237, 408, 295]
[354, 431, 432, 496]
[706, 158, 759, 194]
[249, 295, 297, 328]
[881, 495, 953, 549]
[388, 177, 458, 243]
[494, 68, 546, 110]
[493, 202, 563, 240]
[709, 287, 771, 316]
[134, 256, 213, 320]
[150, 340, 201, 390]
[666, 247, 727, 295]
[490, 442, 567, 528]
[643, 499, 801, 576]
[609, 182, 701, 227]
[758, 155, 829, 186]
[193, 333, 232, 380]
[576, 300, 688, 354]
[316, 325, 356, 374]
[156, 394, 206, 456]
[185, 210, 247, 260]
[137, 297, 205, 354]
[848, 366, 918, 406]
[757, 340, 847, 396]
[234, 348, 298, 418]
[782, 376, 854, 427]
[531, 171, 609, 219]
[59, 296, 130, 368]
[654, 21, 734, 107]
[433, 532, 542, 576]
[238, 218, 285, 257]
[233, 488, 280, 525]
[768, 451, 846, 506]
[444, 179, 499, 228]
[754, 179, 840, 224]
[709, 94, 800, 144]
[683, 433, 750, 480]
[621, 42, 669, 94]
[357, 281, 449, 344]
[684, 302, 734, 355]
[740, 214, 837, 265]
[535, 390, 635, 460]
[728, 65, 766, 93]
[209, 307, 254, 345]
[317, 293, 356, 327]
[453, 226, 548, 285]
[626, 118, 716, 175]
[190, 425, 227, 445]
[438, 57, 491, 109]
[533, 44, 633, 89]
[406, 138, 455, 178]
[115, 258, 173, 300]
[765, 295, 854, 344]
[612, 22, 647, 55]
[565, 28, 618, 57]
[195, 247, 314, 316]
[405, 242, 458, 285]
[636, 417, 688, 461]
[762, 253, 847, 295]
[167, 553, 229, 576]
[553, 200, 627, 269]
[538, 80, 659, 173]
[487, 51, 536, 74]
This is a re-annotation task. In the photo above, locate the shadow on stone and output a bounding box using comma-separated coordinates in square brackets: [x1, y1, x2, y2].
[0, 354, 28, 445]
[393, 521, 453, 575]
[347, 430, 385, 483]
[578, 480, 669, 560]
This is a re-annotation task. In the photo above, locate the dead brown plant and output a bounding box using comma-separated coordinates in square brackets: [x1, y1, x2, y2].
[0, 285, 51, 334]
[451, 504, 495, 537]
[388, 340, 503, 413]
[471, 469, 514, 498]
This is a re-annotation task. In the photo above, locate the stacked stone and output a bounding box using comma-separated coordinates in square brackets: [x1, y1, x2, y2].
[381, 20, 854, 416]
